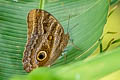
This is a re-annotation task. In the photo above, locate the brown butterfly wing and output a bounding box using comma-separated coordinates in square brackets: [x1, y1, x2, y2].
[22, 9, 69, 72]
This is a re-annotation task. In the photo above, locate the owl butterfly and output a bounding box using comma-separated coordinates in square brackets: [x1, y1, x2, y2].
[22, 9, 69, 72]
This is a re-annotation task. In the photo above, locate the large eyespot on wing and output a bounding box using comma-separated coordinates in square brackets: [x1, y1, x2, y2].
[37, 51, 47, 61]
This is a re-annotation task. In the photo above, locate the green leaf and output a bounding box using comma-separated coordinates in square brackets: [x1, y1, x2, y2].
[110, 0, 120, 5]
[10, 47, 120, 80]
[0, 0, 109, 80]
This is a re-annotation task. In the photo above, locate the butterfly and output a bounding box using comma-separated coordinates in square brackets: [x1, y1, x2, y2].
[22, 9, 69, 72]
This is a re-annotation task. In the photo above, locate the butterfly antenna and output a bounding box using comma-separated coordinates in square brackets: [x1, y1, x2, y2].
[67, 15, 81, 51]
[67, 15, 70, 34]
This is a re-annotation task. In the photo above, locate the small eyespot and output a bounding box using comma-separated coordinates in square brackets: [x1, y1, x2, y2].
[37, 51, 47, 61]
[48, 35, 53, 40]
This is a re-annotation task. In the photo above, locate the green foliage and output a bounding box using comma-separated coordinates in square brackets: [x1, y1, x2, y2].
[11, 47, 120, 80]
[0, 0, 110, 80]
